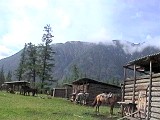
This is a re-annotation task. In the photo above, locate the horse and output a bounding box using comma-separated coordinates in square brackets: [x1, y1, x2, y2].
[20, 85, 38, 96]
[70, 93, 77, 102]
[92, 92, 121, 115]
[1, 84, 9, 91]
[75, 92, 89, 105]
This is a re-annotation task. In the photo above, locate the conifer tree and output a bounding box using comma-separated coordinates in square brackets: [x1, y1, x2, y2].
[0, 66, 5, 85]
[72, 64, 80, 81]
[6, 70, 12, 82]
[38, 24, 55, 90]
[15, 44, 27, 81]
[25, 42, 37, 86]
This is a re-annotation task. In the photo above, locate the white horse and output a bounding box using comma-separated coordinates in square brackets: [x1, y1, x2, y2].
[75, 92, 89, 105]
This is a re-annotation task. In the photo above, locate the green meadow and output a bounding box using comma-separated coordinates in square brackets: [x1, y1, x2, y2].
[0, 91, 120, 120]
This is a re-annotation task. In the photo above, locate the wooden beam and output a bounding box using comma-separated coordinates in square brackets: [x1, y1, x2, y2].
[124, 66, 149, 75]
[132, 64, 136, 103]
[147, 60, 152, 120]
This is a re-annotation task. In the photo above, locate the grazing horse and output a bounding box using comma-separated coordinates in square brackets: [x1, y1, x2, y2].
[20, 85, 38, 96]
[75, 92, 89, 105]
[92, 92, 120, 115]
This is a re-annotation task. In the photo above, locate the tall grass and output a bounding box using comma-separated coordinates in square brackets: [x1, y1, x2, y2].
[0, 91, 120, 120]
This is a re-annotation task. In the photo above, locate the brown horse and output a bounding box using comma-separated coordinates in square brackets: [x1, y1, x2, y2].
[92, 92, 120, 115]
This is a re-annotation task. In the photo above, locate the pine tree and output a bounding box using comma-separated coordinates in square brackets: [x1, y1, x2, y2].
[38, 24, 55, 90]
[6, 70, 12, 82]
[25, 42, 38, 87]
[0, 66, 5, 85]
[72, 64, 80, 81]
[15, 44, 27, 81]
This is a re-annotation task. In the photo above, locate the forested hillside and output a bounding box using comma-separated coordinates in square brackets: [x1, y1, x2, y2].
[0, 41, 159, 85]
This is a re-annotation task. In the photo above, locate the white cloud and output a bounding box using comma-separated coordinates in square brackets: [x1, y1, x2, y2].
[1, 0, 160, 59]
[54, 8, 71, 29]
[145, 35, 160, 48]
[0, 0, 50, 59]
[0, 45, 14, 59]
[87, 28, 113, 44]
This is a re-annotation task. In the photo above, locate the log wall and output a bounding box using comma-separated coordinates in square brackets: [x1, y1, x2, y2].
[124, 73, 160, 119]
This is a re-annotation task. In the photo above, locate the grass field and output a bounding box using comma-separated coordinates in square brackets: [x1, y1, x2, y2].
[0, 91, 120, 120]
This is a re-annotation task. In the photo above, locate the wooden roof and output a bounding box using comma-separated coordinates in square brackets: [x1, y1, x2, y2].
[125, 52, 160, 73]
[4, 81, 30, 85]
[63, 83, 72, 87]
[72, 78, 120, 88]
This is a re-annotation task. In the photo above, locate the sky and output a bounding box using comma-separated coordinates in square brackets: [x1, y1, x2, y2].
[0, 0, 160, 59]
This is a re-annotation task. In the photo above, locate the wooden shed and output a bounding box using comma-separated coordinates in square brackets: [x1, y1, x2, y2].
[52, 84, 72, 99]
[52, 88, 66, 98]
[4, 81, 30, 91]
[63, 83, 72, 99]
[121, 52, 160, 120]
[72, 78, 121, 105]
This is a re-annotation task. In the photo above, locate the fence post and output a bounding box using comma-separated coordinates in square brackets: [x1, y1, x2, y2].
[147, 60, 152, 120]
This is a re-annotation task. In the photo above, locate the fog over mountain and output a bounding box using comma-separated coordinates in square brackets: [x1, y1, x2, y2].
[0, 40, 159, 83]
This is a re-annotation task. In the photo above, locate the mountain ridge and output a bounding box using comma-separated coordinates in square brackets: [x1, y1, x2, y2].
[0, 40, 160, 83]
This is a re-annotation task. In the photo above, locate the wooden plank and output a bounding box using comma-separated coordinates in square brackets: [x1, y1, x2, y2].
[125, 92, 139, 96]
[124, 100, 133, 103]
[125, 81, 134, 85]
[150, 117, 160, 120]
[152, 87, 160, 90]
[151, 97, 160, 102]
[125, 73, 160, 81]
[124, 96, 138, 100]
[125, 117, 139, 120]
[135, 85, 149, 91]
[125, 84, 134, 88]
[125, 88, 134, 92]
[149, 92, 160, 97]
[152, 73, 160, 78]
[151, 107, 160, 113]
[152, 77, 160, 82]
[152, 82, 160, 86]
[151, 102, 160, 107]
[151, 112, 160, 119]
[124, 96, 133, 100]
[135, 83, 149, 87]
[136, 79, 150, 84]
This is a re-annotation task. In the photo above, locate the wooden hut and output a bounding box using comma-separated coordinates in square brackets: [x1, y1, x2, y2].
[72, 78, 121, 105]
[52, 88, 66, 98]
[63, 83, 72, 99]
[52, 84, 72, 99]
[121, 52, 160, 120]
[4, 81, 30, 91]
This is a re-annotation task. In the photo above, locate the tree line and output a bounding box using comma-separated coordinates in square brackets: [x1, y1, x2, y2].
[0, 25, 55, 91]
[0, 24, 121, 89]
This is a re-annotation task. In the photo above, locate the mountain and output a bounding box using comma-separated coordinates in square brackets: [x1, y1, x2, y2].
[0, 40, 160, 83]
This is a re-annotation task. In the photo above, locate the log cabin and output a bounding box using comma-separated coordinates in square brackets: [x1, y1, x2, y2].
[72, 78, 121, 105]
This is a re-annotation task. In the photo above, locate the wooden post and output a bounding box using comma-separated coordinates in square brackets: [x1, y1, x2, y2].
[131, 64, 136, 116]
[122, 67, 126, 101]
[132, 64, 136, 103]
[83, 82, 84, 93]
[147, 60, 152, 120]
[121, 67, 126, 117]
[65, 86, 68, 98]
[52, 88, 55, 97]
